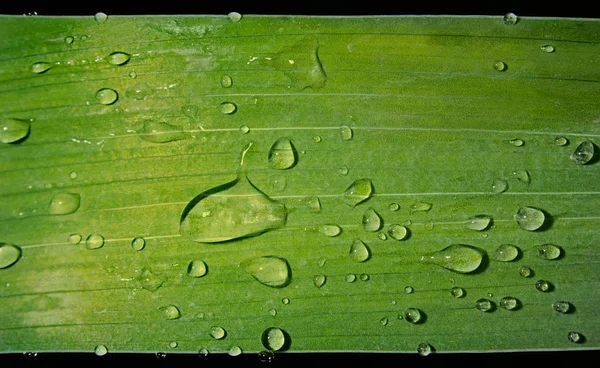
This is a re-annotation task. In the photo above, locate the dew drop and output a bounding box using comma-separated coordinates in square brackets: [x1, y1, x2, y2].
[313, 274, 326, 288]
[362, 208, 382, 232]
[140, 121, 186, 143]
[349, 239, 370, 263]
[131, 237, 145, 251]
[568, 331, 583, 343]
[242, 256, 291, 288]
[169, 341, 178, 348]
[258, 350, 275, 363]
[198, 348, 209, 357]
[209, 326, 226, 339]
[345, 273, 356, 283]
[571, 140, 595, 165]
[107, 51, 131, 66]
[340, 125, 353, 141]
[417, 343, 432, 356]
[359, 273, 370, 281]
[162, 304, 181, 320]
[219, 102, 237, 114]
[281, 297, 290, 305]
[491, 179, 508, 194]
[541, 44, 555, 53]
[404, 308, 423, 324]
[377, 232, 387, 241]
[228, 346, 242, 356]
[503, 13, 518, 25]
[410, 201, 432, 214]
[342, 178, 373, 207]
[303, 196, 321, 212]
[313, 135, 322, 143]
[492, 244, 519, 262]
[0, 243, 22, 269]
[421, 244, 485, 274]
[269, 308, 277, 316]
[519, 266, 533, 278]
[337, 165, 349, 176]
[228, 12, 242, 22]
[94, 12, 108, 23]
[387, 224, 408, 241]
[64, 36, 74, 44]
[31, 62, 51, 74]
[554, 136, 568, 146]
[509, 138, 524, 147]
[318, 224, 341, 237]
[68, 233, 82, 244]
[515, 206, 545, 231]
[69, 171, 77, 179]
[187, 260, 208, 277]
[465, 215, 492, 231]
[389, 202, 400, 211]
[1, 118, 30, 144]
[94, 345, 108, 356]
[404, 286, 414, 294]
[380, 316, 389, 326]
[493, 60, 507, 71]
[511, 170, 530, 184]
[475, 298, 494, 312]
[220, 75, 233, 88]
[451, 286, 465, 298]
[552, 301, 571, 314]
[535, 279, 552, 292]
[499, 296, 520, 310]
[537, 244, 562, 260]
[268, 137, 298, 170]
[239, 125, 250, 134]
[85, 234, 105, 250]
[262, 327, 287, 351]
[96, 88, 119, 105]
[49, 193, 80, 215]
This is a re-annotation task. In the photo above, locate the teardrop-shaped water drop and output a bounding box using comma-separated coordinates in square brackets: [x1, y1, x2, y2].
[571, 140, 595, 165]
[492, 244, 519, 262]
[515, 206, 546, 231]
[94, 12, 108, 23]
[409, 201, 432, 214]
[96, 88, 119, 105]
[85, 234, 104, 250]
[465, 215, 492, 231]
[68, 233, 82, 244]
[268, 137, 298, 170]
[318, 224, 342, 237]
[313, 274, 326, 288]
[0, 243, 22, 269]
[107, 51, 131, 65]
[31, 62, 51, 74]
[340, 125, 353, 141]
[349, 239, 370, 263]
[227, 346, 242, 356]
[187, 260, 208, 277]
[541, 44, 555, 53]
[48, 193, 80, 215]
[509, 138, 524, 147]
[554, 136, 568, 146]
[389, 203, 400, 211]
[261, 327, 287, 351]
[421, 244, 485, 274]
[362, 208, 382, 232]
[491, 179, 508, 194]
[342, 178, 373, 207]
[537, 244, 562, 260]
[228, 12, 242, 22]
[140, 121, 186, 143]
[387, 224, 408, 241]
[1, 118, 30, 143]
[242, 256, 291, 288]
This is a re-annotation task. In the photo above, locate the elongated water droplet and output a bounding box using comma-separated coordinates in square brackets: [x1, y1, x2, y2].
[552, 301, 571, 314]
[340, 125, 353, 141]
[107, 51, 130, 65]
[451, 286, 465, 298]
[380, 316, 389, 326]
[417, 343, 432, 356]
[465, 215, 492, 231]
[492, 244, 519, 262]
[85, 234, 104, 250]
[535, 279, 552, 292]
[362, 208, 382, 232]
[49, 193, 80, 215]
[94, 12, 108, 23]
[342, 178, 373, 207]
[568, 331, 583, 343]
[509, 138, 524, 147]
[349, 239, 370, 263]
[94, 345, 108, 356]
[503, 13, 518, 25]
[554, 136, 568, 146]
[1, 118, 30, 144]
[410, 201, 432, 214]
[571, 140, 595, 165]
[493, 60, 507, 71]
[404, 308, 423, 324]
[388, 224, 408, 241]
[268, 137, 298, 170]
[519, 266, 533, 278]
[140, 121, 186, 143]
[318, 224, 341, 237]
[68, 233, 82, 244]
[96, 88, 118, 105]
[131, 237, 145, 251]
[228, 346, 242, 356]
[512, 170, 530, 184]
[422, 244, 484, 273]
[262, 327, 287, 351]
[0, 243, 22, 269]
[31, 62, 51, 74]
[209, 326, 226, 339]
[219, 102, 237, 114]
[538, 244, 562, 260]
[491, 179, 508, 193]
[187, 260, 208, 277]
[162, 304, 181, 320]
[500, 296, 520, 310]
[475, 298, 494, 312]
[541, 44, 555, 53]
[242, 256, 291, 288]
[138, 267, 165, 292]
[515, 206, 546, 231]
[220, 75, 233, 88]
[313, 274, 326, 288]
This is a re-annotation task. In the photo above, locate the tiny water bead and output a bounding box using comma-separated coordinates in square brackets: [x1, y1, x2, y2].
[68, 233, 82, 244]
[340, 125, 353, 141]
[155, 352, 167, 359]
[345, 273, 357, 283]
[512, 170, 530, 184]
[69, 171, 78, 179]
[362, 208, 382, 232]
[491, 179, 508, 194]
[0, 243, 22, 269]
[492, 244, 519, 262]
[220, 75, 233, 88]
[261, 327, 287, 351]
[451, 287, 465, 298]
[475, 298, 494, 312]
[515, 206, 546, 231]
[568, 331, 584, 343]
[187, 260, 208, 277]
[85, 234, 105, 250]
[94, 12, 108, 23]
[410, 201, 432, 214]
[169, 341, 178, 348]
[228, 12, 242, 22]
[96, 88, 119, 105]
[349, 239, 371, 263]
[210, 326, 226, 339]
[49, 193, 80, 215]
[499, 296, 520, 310]
[519, 266, 533, 278]
[377, 232, 388, 241]
[219, 101, 237, 114]
[337, 165, 349, 175]
[509, 138, 524, 147]
[535, 279, 552, 292]
[465, 215, 492, 231]
[404, 286, 414, 294]
[107, 51, 131, 65]
[313, 274, 326, 288]
[94, 345, 108, 356]
[1, 118, 30, 143]
[389, 202, 400, 211]
[318, 224, 342, 237]
[554, 136, 568, 146]
[537, 244, 562, 260]
[552, 301, 572, 314]
[228, 346, 242, 356]
[342, 178, 373, 207]
[388, 224, 408, 241]
[131, 237, 145, 251]
[421, 244, 485, 274]
[31, 62, 51, 74]
[571, 140, 595, 165]
[268, 137, 298, 170]
[404, 308, 423, 324]
[541, 44, 555, 53]
[503, 12, 518, 25]
[493, 60, 507, 71]
[242, 256, 291, 288]
[417, 343, 432, 356]
[239, 125, 250, 134]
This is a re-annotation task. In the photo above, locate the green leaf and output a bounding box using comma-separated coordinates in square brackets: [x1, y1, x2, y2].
[1, 13, 599, 356]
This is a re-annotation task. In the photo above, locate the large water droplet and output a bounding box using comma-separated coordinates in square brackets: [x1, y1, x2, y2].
[388, 224, 408, 241]
[421, 244, 485, 274]
[31, 62, 51, 74]
[0, 243, 22, 269]
[68, 233, 82, 244]
[340, 125, 353, 141]
[465, 215, 492, 231]
[318, 224, 341, 237]
[140, 121, 186, 143]
[261, 327, 287, 351]
[242, 256, 291, 288]
[475, 298, 494, 312]
[537, 244, 562, 260]
[49, 193, 80, 215]
[131, 237, 145, 251]
[85, 234, 104, 249]
[571, 140, 595, 165]
[268, 137, 298, 170]
[1, 118, 30, 144]
[503, 13, 518, 25]
[180, 143, 287, 243]
[417, 343, 432, 356]
[342, 179, 373, 207]
[491, 179, 508, 194]
[107, 51, 130, 65]
[404, 308, 423, 324]
[552, 301, 571, 314]
[187, 260, 208, 277]
[492, 244, 519, 262]
[362, 208, 382, 232]
[313, 274, 326, 288]
[94, 345, 108, 356]
[209, 326, 226, 339]
[499, 296, 520, 310]
[94, 12, 108, 23]
[515, 206, 546, 231]
[349, 239, 370, 263]
[96, 88, 119, 105]
[162, 304, 181, 320]
[409, 201, 432, 214]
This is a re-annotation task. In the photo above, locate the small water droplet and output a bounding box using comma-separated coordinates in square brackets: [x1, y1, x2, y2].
[537, 244, 562, 260]
[313, 135, 322, 143]
[281, 297, 290, 305]
[209, 326, 226, 339]
[140, 121, 186, 143]
[404, 286, 414, 294]
[85, 234, 104, 250]
[404, 308, 423, 324]
[96, 88, 119, 105]
[228, 12, 242, 22]
[493, 60, 507, 71]
[345, 273, 356, 283]
[68, 233, 82, 244]
[1, 118, 30, 144]
[64, 36, 74, 44]
[342, 178, 373, 207]
[220, 75, 233, 88]
[417, 343, 432, 356]
[128, 70, 137, 79]
[94, 12, 108, 23]
[552, 301, 571, 314]
[169, 341, 178, 348]
[313, 274, 326, 288]
[389, 203, 400, 211]
[511, 170, 530, 184]
[541, 44, 555, 53]
[451, 286, 465, 298]
[503, 13, 518, 25]
[0, 243, 22, 269]
[302, 196, 321, 212]
[94, 345, 108, 356]
[81, 35, 89, 41]
[340, 125, 353, 141]
[131, 237, 145, 251]
[535, 279, 552, 292]
[262, 327, 287, 351]
[465, 215, 492, 231]
[258, 350, 275, 363]
[475, 298, 494, 312]
[187, 260, 208, 277]
[49, 193, 80, 215]
[359, 273, 370, 281]
[499, 296, 520, 310]
[337, 165, 349, 176]
[155, 352, 166, 359]
[377, 232, 387, 240]
[387, 224, 408, 241]
[380, 316, 389, 326]
[492, 244, 519, 262]
[349, 239, 370, 263]
[219, 102, 237, 114]
[568, 331, 584, 343]
[491, 179, 508, 194]
[509, 138, 524, 147]
[571, 140, 595, 165]
[554, 136, 568, 146]
[31, 62, 51, 74]
[68, 171, 78, 180]
[239, 125, 250, 134]
[242, 256, 291, 288]
[228, 346, 242, 356]
[318, 224, 341, 237]
[362, 208, 382, 232]
[198, 348, 209, 357]
[515, 206, 546, 231]
[268, 137, 298, 170]
[421, 244, 485, 274]
[107, 51, 131, 66]
[23, 352, 38, 359]
[269, 308, 277, 316]
[410, 201, 432, 214]
[162, 304, 181, 320]
[519, 266, 533, 278]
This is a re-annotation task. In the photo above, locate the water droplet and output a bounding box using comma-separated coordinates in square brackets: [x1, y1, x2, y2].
[451, 286, 465, 298]
[404, 286, 414, 294]
[503, 13, 518, 25]
[417, 343, 432, 356]
[106, 51, 131, 66]
[64, 36, 74, 44]
[313, 274, 326, 288]
[535, 279, 552, 292]
[421, 244, 485, 274]
[268, 137, 298, 170]
[345, 273, 356, 283]
[380, 316, 389, 326]
[552, 301, 571, 314]
[571, 140, 595, 165]
[219, 102, 237, 114]
[131, 237, 145, 251]
[318, 224, 341, 237]
[302, 196, 321, 212]
[281, 297, 290, 305]
[180, 143, 287, 243]
[410, 201, 432, 214]
[511, 170, 530, 184]
[389, 203, 400, 211]
[242, 256, 291, 288]
[475, 298, 494, 312]
[31, 62, 51, 74]
[492, 244, 519, 262]
[541, 44, 555, 53]
[210, 326, 226, 339]
[49, 193, 80, 215]
[554, 136, 568, 146]
[538, 244, 562, 260]
[128, 71, 137, 79]
[342, 179, 373, 207]
[349, 239, 370, 263]
[387, 224, 408, 241]
[0, 243, 22, 269]
[362, 208, 382, 232]
[221, 75, 233, 88]
[258, 350, 275, 363]
[228, 346, 242, 356]
[269, 308, 277, 316]
[140, 121, 186, 143]
[499, 296, 520, 310]
[519, 266, 533, 278]
[509, 138, 524, 147]
[491, 179, 508, 194]
[239, 125, 250, 134]
[96, 88, 119, 105]
[515, 206, 545, 231]
[198, 348, 209, 357]
[262, 327, 287, 351]
[138, 267, 165, 292]
[337, 165, 349, 176]
[377, 232, 387, 240]
[1, 118, 30, 143]
[23, 352, 38, 359]
[169, 341, 178, 348]
[228, 12, 242, 22]
[85, 234, 104, 250]
[94, 345, 108, 356]
[69, 171, 78, 180]
[340, 125, 353, 141]
[155, 352, 166, 359]
[568, 331, 583, 343]
[493, 60, 507, 71]
[187, 260, 208, 277]
[94, 12, 108, 23]
[162, 304, 181, 320]
[404, 308, 423, 324]
[68, 233, 82, 244]
[465, 215, 492, 231]
[313, 135, 322, 143]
